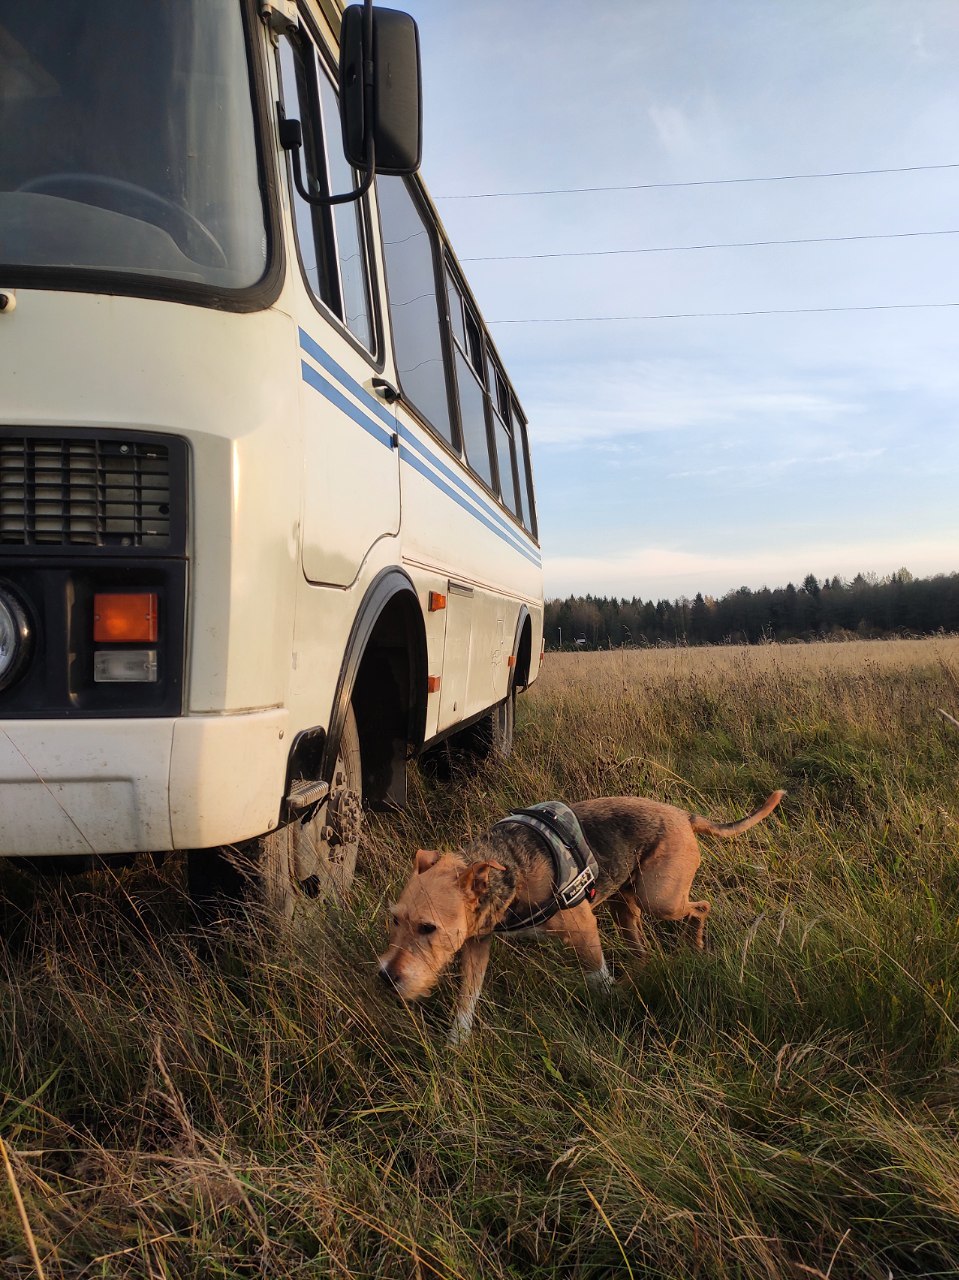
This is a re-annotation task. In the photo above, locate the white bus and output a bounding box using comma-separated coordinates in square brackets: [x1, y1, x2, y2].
[0, 0, 543, 914]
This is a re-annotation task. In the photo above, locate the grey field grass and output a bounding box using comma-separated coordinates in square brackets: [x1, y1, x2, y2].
[2, 637, 959, 1279]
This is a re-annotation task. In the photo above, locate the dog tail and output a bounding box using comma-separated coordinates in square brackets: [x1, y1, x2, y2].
[689, 790, 785, 837]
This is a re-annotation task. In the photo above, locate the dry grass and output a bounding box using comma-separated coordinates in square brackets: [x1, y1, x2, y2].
[1, 637, 958, 1278]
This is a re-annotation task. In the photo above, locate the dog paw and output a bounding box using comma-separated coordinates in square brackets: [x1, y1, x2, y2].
[446, 1020, 473, 1049]
[586, 962, 615, 994]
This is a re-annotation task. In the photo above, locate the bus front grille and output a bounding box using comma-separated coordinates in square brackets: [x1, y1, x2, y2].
[0, 435, 174, 549]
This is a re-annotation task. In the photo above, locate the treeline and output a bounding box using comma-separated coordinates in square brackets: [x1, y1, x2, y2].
[545, 569, 959, 649]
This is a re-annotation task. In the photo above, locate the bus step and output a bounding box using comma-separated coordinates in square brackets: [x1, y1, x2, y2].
[287, 779, 330, 810]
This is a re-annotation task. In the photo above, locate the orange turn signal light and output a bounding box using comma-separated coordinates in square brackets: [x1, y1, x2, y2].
[428, 591, 447, 612]
[94, 592, 158, 643]
[427, 675, 441, 693]
[507, 654, 517, 668]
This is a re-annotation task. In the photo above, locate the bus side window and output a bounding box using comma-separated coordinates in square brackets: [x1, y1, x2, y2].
[278, 29, 374, 352]
[491, 362, 522, 521]
[447, 275, 495, 490]
[377, 176, 456, 447]
[512, 399, 537, 537]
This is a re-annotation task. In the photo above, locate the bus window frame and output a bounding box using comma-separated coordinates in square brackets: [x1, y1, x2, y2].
[488, 352, 524, 525]
[375, 171, 540, 547]
[488, 348, 538, 540]
[445, 265, 499, 496]
[512, 398, 538, 539]
[0, 0, 285, 316]
[445, 254, 538, 537]
[277, 11, 383, 366]
[376, 173, 463, 454]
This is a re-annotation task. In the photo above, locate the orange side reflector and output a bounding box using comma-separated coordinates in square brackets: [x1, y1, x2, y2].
[507, 654, 516, 669]
[94, 593, 158, 643]
[428, 591, 447, 612]
[427, 675, 441, 693]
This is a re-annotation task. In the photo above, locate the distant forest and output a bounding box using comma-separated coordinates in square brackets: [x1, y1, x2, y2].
[544, 569, 959, 649]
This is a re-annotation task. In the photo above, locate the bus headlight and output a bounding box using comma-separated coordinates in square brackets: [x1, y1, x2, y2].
[0, 587, 32, 692]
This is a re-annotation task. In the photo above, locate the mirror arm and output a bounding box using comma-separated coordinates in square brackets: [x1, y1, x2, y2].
[284, 127, 374, 208]
[279, 0, 376, 209]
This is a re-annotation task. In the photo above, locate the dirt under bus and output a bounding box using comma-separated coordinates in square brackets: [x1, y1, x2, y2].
[0, 0, 544, 914]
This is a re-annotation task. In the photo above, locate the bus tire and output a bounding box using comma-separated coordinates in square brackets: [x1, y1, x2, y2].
[187, 705, 363, 923]
[450, 687, 514, 763]
[487, 688, 515, 761]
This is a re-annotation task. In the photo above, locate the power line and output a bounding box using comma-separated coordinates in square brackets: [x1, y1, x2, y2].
[461, 228, 959, 263]
[487, 301, 959, 325]
[435, 161, 959, 200]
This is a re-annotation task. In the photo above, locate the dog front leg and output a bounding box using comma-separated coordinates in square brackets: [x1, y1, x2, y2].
[448, 935, 492, 1047]
[543, 902, 614, 992]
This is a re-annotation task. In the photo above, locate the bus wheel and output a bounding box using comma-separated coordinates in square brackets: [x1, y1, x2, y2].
[286, 704, 364, 908]
[187, 706, 364, 922]
[486, 688, 515, 761]
[448, 687, 515, 763]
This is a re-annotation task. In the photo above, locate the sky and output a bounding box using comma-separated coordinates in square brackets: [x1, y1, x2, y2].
[398, 0, 959, 602]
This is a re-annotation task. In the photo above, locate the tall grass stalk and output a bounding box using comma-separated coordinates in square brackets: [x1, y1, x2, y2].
[1, 638, 957, 1277]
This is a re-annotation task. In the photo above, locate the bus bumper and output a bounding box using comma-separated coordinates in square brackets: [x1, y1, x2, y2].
[0, 710, 289, 856]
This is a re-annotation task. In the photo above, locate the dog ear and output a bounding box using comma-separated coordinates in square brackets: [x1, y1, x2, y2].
[460, 860, 506, 902]
[414, 848, 442, 874]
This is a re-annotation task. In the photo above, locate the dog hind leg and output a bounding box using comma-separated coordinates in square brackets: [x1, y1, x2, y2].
[633, 838, 709, 951]
[608, 890, 649, 963]
[685, 899, 710, 950]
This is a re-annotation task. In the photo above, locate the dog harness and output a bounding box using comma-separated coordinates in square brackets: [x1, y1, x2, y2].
[492, 801, 600, 933]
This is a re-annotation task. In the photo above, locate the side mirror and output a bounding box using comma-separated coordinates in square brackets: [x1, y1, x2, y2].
[340, 5, 422, 177]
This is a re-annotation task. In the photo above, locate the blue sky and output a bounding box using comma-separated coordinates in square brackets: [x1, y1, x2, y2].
[399, 0, 959, 600]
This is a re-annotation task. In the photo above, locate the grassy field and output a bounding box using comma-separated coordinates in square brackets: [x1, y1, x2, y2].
[2, 637, 959, 1279]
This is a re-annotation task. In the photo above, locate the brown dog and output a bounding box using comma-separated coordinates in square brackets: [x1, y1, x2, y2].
[378, 790, 785, 1043]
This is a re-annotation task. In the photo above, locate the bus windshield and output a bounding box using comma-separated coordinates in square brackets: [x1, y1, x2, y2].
[0, 0, 267, 293]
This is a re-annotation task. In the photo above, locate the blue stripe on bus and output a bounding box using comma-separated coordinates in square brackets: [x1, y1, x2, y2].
[300, 325, 535, 552]
[398, 446, 542, 569]
[300, 361, 395, 450]
[298, 327, 541, 565]
[299, 327, 396, 433]
[392, 421, 537, 560]
[299, 351, 541, 567]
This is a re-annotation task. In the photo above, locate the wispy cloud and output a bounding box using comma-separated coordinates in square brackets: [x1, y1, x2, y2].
[669, 446, 885, 480]
[530, 362, 861, 447]
[648, 104, 696, 155]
